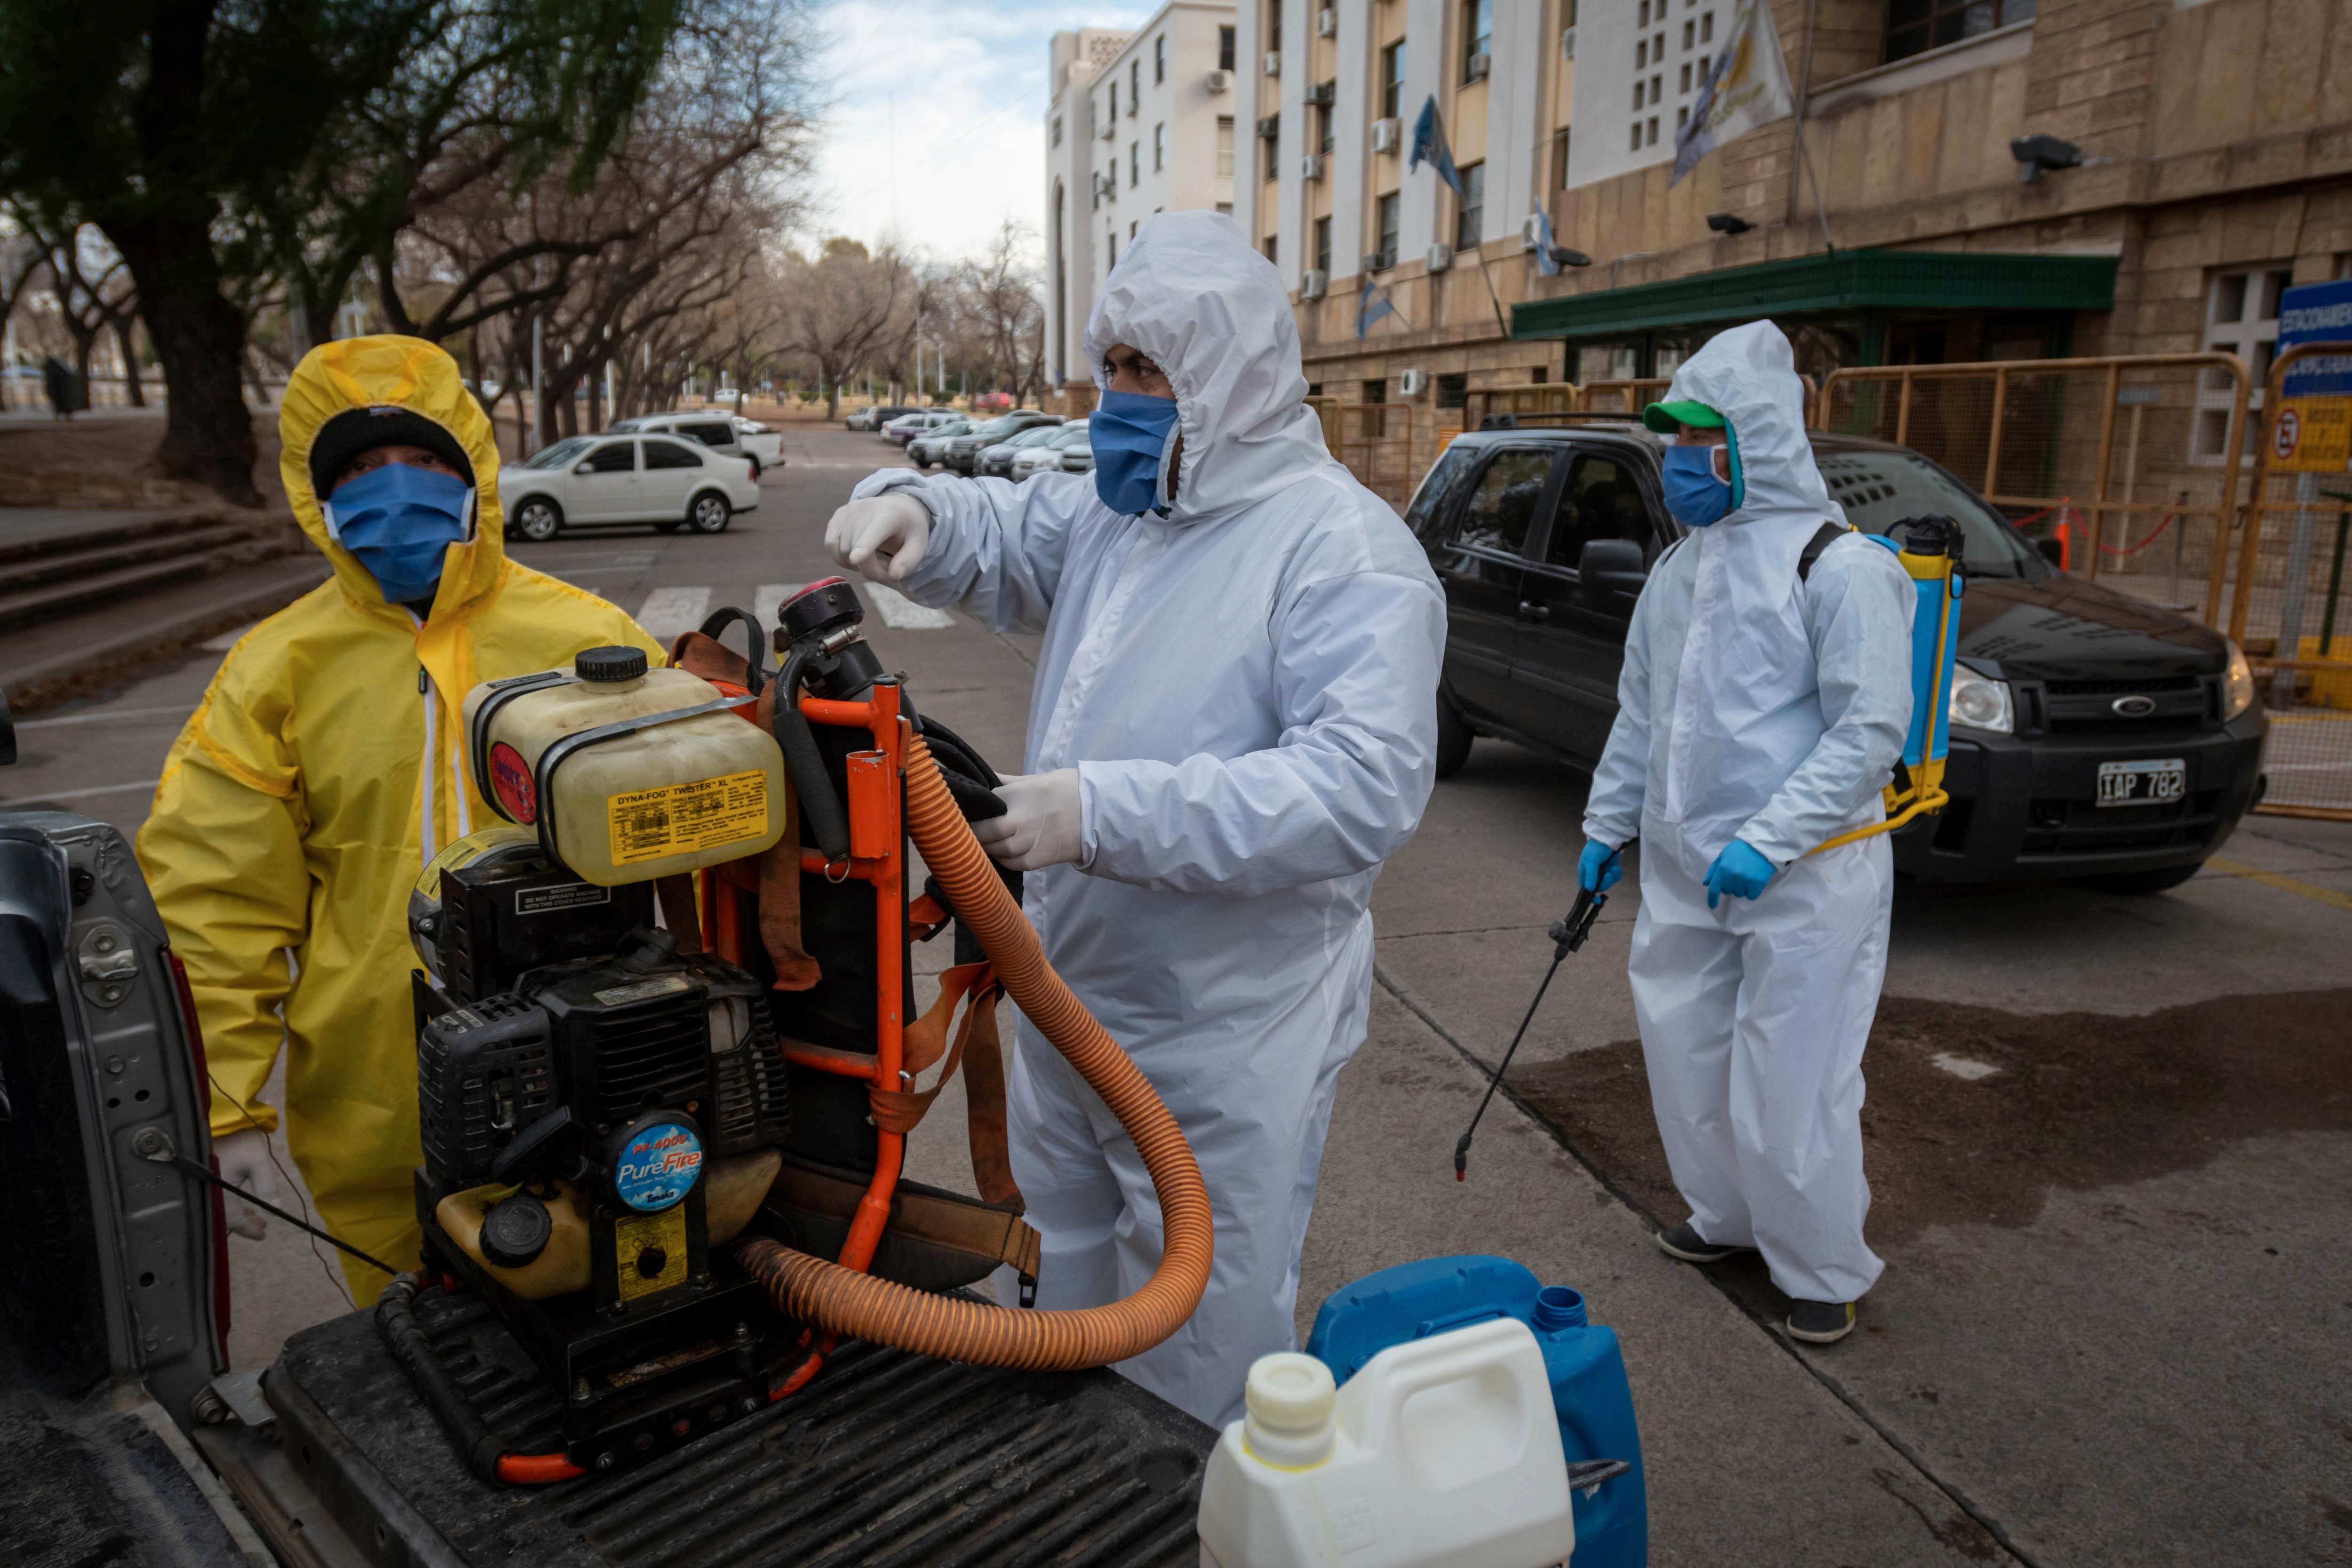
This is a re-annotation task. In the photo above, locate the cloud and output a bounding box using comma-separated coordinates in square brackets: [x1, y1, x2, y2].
[803, 0, 1156, 265]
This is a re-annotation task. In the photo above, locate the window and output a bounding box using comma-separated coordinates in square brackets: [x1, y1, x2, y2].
[1814, 451, 2043, 577]
[1363, 378, 1386, 404]
[683, 422, 733, 446]
[1463, 0, 1492, 72]
[1129, 60, 1139, 109]
[1700, 10, 1713, 42]
[1648, 116, 1659, 145]
[1109, 233, 1117, 266]
[1314, 215, 1332, 275]
[1545, 454, 1650, 567]
[1154, 34, 1165, 83]
[1154, 122, 1166, 170]
[1452, 450, 1551, 554]
[1219, 24, 1235, 70]
[1376, 191, 1400, 266]
[1130, 142, 1140, 184]
[1886, 0, 2034, 64]
[1454, 161, 1484, 251]
[1268, 5, 1280, 53]
[1552, 127, 1571, 187]
[1638, 0, 1649, 23]
[1437, 372, 1469, 409]
[1381, 41, 1406, 119]
[1263, 234, 1278, 263]
[1216, 200, 1233, 215]
[1634, 80, 1645, 110]
[1683, 18, 1693, 48]
[585, 440, 636, 472]
[644, 438, 705, 470]
[1629, 122, 1642, 152]
[1637, 38, 1647, 68]
[1051, 116, 1062, 147]
[2198, 264, 2294, 459]
[1677, 104, 1688, 129]
[1680, 61, 1691, 92]
[1317, 99, 1335, 153]
[1109, 82, 1118, 120]
[1130, 219, 1137, 239]
[1217, 116, 1235, 176]
[1265, 127, 1282, 182]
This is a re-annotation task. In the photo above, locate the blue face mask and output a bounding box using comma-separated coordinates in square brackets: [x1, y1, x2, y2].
[1662, 443, 1736, 528]
[1091, 389, 1180, 516]
[324, 462, 472, 605]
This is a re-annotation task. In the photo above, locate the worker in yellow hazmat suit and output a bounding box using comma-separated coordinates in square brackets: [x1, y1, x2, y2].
[138, 336, 664, 1301]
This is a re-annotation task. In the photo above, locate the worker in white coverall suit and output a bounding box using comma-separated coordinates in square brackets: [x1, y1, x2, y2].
[1580, 320, 1915, 1345]
[822, 210, 1447, 1425]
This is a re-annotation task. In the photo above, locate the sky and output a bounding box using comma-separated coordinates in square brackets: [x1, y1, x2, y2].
[801, 0, 1158, 266]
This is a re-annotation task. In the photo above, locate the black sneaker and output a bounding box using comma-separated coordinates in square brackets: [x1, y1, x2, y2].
[1653, 1222, 1753, 1264]
[1787, 1299, 1857, 1344]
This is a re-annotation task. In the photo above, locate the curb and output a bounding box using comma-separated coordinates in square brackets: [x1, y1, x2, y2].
[4, 560, 330, 709]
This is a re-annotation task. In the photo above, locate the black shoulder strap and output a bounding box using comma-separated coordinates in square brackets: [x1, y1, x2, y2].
[1797, 521, 1855, 583]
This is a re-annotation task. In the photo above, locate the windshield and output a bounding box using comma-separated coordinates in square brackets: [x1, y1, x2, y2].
[932, 422, 972, 437]
[521, 437, 594, 470]
[1812, 446, 2047, 580]
[1006, 425, 1061, 448]
[1054, 424, 1092, 447]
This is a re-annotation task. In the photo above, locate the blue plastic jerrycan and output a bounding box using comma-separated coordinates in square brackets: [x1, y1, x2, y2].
[1305, 1256, 1647, 1568]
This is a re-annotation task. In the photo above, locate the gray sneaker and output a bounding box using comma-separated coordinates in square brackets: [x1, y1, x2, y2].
[1787, 1299, 1858, 1344]
[1653, 1222, 1754, 1264]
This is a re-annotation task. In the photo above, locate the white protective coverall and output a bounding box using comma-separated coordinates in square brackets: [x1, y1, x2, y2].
[849, 211, 1446, 1426]
[1582, 321, 1914, 1305]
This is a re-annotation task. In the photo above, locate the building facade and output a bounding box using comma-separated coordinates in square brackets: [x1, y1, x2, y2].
[1045, 3, 1241, 405]
[1235, 0, 2352, 470]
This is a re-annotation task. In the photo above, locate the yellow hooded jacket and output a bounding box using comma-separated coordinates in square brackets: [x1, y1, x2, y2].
[137, 337, 665, 1300]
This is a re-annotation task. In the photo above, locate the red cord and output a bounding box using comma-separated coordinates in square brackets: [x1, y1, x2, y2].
[496, 1452, 586, 1484]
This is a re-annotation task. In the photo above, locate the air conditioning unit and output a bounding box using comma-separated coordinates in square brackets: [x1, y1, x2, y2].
[1256, 114, 1280, 139]
[1426, 243, 1454, 272]
[1363, 249, 1396, 273]
[1370, 117, 1401, 153]
[1205, 68, 1231, 93]
[1399, 369, 1430, 396]
[1099, 123, 1115, 141]
[1303, 81, 1335, 106]
[1302, 269, 1329, 300]
[1520, 214, 1546, 250]
[1300, 154, 1326, 181]
[1560, 26, 1575, 56]
[1466, 52, 1492, 81]
[1316, 8, 1336, 36]
[1263, 51, 1281, 77]
[1094, 172, 1117, 200]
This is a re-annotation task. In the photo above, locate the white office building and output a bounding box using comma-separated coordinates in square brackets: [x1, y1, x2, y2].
[1044, 2, 1240, 401]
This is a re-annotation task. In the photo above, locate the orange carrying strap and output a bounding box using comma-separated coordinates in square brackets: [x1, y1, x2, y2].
[868, 960, 1025, 1210]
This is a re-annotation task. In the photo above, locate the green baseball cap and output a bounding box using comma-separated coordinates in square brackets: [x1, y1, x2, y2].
[1642, 399, 1723, 434]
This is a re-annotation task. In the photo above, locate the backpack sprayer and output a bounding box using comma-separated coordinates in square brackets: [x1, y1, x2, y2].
[1454, 514, 1963, 1177]
[384, 580, 1212, 1484]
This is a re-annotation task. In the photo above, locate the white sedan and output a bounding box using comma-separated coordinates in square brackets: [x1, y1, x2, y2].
[501, 433, 760, 541]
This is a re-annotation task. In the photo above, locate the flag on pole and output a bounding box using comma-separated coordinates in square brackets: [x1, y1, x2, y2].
[1531, 207, 1563, 277]
[1409, 95, 1462, 194]
[1671, 0, 1795, 187]
[1356, 276, 1399, 338]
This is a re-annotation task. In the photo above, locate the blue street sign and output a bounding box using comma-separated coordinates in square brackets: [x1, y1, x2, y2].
[2277, 279, 2352, 396]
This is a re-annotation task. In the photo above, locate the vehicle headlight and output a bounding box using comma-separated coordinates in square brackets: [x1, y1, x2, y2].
[2221, 637, 2257, 720]
[1948, 664, 2014, 734]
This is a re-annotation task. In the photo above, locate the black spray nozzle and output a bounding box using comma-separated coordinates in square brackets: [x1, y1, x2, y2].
[1455, 885, 1609, 1182]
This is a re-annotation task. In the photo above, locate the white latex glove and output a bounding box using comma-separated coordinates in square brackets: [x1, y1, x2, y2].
[824, 492, 931, 583]
[214, 1127, 278, 1242]
[970, 770, 1084, 871]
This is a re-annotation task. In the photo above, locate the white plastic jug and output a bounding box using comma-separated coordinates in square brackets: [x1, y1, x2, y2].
[1197, 1317, 1574, 1568]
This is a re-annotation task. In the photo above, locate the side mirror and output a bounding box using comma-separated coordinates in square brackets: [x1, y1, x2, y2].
[1577, 537, 1648, 605]
[2036, 536, 2065, 568]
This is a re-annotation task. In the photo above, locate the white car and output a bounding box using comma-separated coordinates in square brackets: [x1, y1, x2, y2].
[1011, 421, 1092, 479]
[882, 411, 960, 446]
[608, 411, 779, 478]
[730, 416, 786, 471]
[501, 432, 759, 541]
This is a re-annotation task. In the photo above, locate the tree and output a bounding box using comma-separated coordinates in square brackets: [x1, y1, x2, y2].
[781, 239, 912, 420]
[954, 220, 1046, 403]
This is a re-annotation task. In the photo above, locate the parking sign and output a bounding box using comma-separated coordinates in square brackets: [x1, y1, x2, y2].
[2277, 279, 2352, 396]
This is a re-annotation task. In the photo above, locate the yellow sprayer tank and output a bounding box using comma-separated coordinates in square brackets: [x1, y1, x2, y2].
[462, 645, 786, 886]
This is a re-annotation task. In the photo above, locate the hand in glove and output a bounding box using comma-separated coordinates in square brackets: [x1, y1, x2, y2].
[969, 770, 1083, 871]
[824, 492, 931, 583]
[1702, 839, 1777, 909]
[214, 1127, 278, 1241]
[1577, 839, 1622, 893]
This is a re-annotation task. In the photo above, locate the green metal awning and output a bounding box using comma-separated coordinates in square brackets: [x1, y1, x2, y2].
[1510, 250, 2120, 341]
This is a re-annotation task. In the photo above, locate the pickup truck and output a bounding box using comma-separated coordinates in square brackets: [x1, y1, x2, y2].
[1416, 419, 2269, 892]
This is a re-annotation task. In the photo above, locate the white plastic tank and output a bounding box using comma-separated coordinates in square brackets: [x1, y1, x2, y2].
[1197, 1318, 1575, 1568]
[462, 645, 785, 886]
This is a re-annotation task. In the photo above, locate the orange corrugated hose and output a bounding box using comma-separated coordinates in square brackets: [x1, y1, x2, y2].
[735, 733, 1214, 1369]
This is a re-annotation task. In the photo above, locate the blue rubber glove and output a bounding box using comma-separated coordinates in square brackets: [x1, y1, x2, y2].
[1702, 840, 1776, 908]
[1578, 839, 1622, 893]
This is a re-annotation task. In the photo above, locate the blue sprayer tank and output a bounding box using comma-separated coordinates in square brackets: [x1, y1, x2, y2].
[1305, 1256, 1647, 1568]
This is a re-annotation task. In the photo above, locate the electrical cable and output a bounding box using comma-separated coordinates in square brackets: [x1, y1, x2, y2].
[170, 1154, 398, 1277]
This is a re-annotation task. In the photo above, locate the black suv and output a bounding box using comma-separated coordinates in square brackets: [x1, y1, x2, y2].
[1414, 420, 2269, 892]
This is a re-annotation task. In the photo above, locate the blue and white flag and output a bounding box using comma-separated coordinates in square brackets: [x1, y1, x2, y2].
[1356, 276, 1398, 339]
[1531, 207, 1562, 277]
[1671, 0, 1794, 187]
[1408, 95, 1461, 194]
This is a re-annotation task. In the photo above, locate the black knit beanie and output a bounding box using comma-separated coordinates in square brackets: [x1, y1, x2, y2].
[308, 406, 475, 500]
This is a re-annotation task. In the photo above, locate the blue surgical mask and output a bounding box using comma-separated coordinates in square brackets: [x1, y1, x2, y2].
[323, 462, 472, 605]
[1091, 389, 1180, 515]
[1662, 443, 1735, 528]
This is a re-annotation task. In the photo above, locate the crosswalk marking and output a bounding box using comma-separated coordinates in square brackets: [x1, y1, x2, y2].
[634, 586, 712, 642]
[755, 583, 797, 630]
[864, 583, 957, 629]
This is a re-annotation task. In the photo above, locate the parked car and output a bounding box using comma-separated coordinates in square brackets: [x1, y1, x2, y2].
[733, 416, 786, 471]
[608, 411, 779, 478]
[940, 411, 1062, 474]
[847, 403, 919, 431]
[501, 432, 759, 540]
[979, 422, 1070, 478]
[907, 419, 976, 467]
[882, 410, 961, 446]
[1013, 421, 1094, 479]
[1414, 421, 2267, 893]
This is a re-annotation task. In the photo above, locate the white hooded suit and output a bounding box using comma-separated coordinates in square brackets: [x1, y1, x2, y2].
[850, 212, 1446, 1425]
[1583, 322, 1915, 1305]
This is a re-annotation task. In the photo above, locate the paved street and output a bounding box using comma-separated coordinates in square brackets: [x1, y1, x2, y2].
[7, 428, 2349, 1566]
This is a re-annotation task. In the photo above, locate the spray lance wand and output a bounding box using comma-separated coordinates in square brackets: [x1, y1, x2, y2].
[1453, 873, 1611, 1181]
